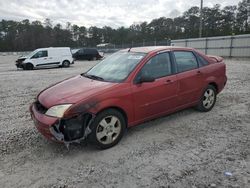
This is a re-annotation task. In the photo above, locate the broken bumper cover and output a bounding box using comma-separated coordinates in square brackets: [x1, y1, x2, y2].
[16, 63, 23, 68]
[30, 103, 61, 142]
[30, 103, 94, 144]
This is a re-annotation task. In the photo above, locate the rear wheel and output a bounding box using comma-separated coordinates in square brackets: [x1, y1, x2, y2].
[88, 109, 126, 149]
[196, 85, 217, 112]
[62, 60, 70, 68]
[92, 56, 97, 61]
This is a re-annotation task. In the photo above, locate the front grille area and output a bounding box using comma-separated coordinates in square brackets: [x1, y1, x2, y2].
[35, 101, 48, 114]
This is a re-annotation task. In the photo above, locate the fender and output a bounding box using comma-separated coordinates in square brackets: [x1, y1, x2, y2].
[66, 97, 134, 127]
[205, 76, 217, 85]
[85, 98, 134, 127]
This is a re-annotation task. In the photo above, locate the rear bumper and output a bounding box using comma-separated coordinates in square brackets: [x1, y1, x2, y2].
[30, 103, 61, 142]
[218, 75, 227, 93]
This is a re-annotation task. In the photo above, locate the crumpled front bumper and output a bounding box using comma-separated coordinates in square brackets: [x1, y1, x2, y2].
[30, 103, 61, 142]
[30, 102, 94, 144]
[15, 62, 23, 68]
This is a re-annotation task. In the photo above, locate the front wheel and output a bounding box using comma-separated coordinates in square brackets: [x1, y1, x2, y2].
[23, 63, 34, 70]
[196, 85, 217, 112]
[88, 109, 126, 149]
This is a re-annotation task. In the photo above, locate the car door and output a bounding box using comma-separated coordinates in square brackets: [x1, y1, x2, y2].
[173, 50, 203, 107]
[31, 50, 49, 67]
[132, 52, 178, 122]
[78, 49, 85, 59]
[85, 49, 92, 60]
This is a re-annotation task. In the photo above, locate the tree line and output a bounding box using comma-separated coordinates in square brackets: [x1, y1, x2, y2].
[0, 0, 249, 51]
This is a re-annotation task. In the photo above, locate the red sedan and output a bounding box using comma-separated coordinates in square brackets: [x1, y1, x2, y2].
[30, 46, 227, 149]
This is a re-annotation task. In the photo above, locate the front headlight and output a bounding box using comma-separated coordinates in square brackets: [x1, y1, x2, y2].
[45, 104, 72, 118]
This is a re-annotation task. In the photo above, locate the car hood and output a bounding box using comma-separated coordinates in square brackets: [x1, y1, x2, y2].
[38, 75, 117, 108]
[16, 56, 27, 63]
[18, 55, 27, 59]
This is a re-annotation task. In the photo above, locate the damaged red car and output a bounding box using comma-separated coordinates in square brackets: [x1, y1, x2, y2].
[30, 46, 227, 149]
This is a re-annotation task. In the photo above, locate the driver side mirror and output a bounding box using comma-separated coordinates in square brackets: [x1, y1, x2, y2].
[136, 75, 155, 84]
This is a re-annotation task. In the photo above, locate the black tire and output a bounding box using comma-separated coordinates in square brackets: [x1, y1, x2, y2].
[24, 63, 34, 70]
[196, 85, 217, 112]
[92, 56, 97, 61]
[62, 60, 70, 68]
[88, 109, 126, 149]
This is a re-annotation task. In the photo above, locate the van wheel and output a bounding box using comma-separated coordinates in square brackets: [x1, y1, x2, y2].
[62, 60, 70, 68]
[24, 63, 33, 70]
[88, 109, 126, 149]
[196, 85, 217, 112]
[92, 57, 97, 61]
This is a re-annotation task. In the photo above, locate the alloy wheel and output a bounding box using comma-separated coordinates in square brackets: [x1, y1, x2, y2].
[203, 88, 215, 109]
[96, 115, 122, 145]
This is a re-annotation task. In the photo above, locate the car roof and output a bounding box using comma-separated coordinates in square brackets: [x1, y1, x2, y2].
[120, 46, 194, 53]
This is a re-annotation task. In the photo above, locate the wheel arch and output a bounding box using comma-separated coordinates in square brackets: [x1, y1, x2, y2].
[24, 62, 34, 70]
[95, 106, 128, 127]
[25, 62, 34, 66]
[62, 59, 70, 63]
[208, 82, 218, 93]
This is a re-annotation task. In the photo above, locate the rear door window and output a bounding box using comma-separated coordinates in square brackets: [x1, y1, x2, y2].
[173, 51, 198, 73]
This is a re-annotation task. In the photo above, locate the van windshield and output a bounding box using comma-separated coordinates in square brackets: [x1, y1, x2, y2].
[84, 52, 146, 82]
[26, 49, 38, 58]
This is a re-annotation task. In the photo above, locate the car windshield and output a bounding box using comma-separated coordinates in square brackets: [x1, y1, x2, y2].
[84, 52, 146, 82]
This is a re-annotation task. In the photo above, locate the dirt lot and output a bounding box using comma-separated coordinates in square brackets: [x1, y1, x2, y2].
[0, 55, 249, 188]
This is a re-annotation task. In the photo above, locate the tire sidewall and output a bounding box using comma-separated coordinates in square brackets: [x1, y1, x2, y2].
[62, 60, 70, 67]
[88, 109, 126, 149]
[198, 85, 217, 112]
[24, 63, 33, 70]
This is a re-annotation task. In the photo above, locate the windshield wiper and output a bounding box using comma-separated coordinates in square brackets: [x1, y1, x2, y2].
[82, 73, 104, 81]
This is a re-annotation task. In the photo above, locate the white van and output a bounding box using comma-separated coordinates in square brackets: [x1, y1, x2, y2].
[16, 47, 74, 70]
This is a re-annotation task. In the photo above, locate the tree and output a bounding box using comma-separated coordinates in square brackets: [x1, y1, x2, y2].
[236, 0, 249, 33]
[0, 0, 249, 51]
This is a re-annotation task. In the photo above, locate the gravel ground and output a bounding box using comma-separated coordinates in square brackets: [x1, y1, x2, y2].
[0, 55, 249, 188]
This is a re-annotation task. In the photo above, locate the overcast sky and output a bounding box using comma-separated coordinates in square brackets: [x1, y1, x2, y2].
[0, 0, 241, 28]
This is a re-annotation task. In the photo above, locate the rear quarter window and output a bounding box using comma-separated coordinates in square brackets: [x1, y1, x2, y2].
[196, 53, 209, 67]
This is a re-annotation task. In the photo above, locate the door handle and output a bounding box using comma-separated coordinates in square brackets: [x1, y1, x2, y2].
[197, 70, 202, 75]
[164, 79, 174, 85]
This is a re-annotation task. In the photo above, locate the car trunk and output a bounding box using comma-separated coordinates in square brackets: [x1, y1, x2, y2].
[207, 55, 224, 63]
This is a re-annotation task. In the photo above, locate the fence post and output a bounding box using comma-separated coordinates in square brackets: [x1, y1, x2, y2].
[154, 39, 156, 46]
[205, 38, 208, 54]
[185, 40, 188, 47]
[229, 36, 234, 58]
